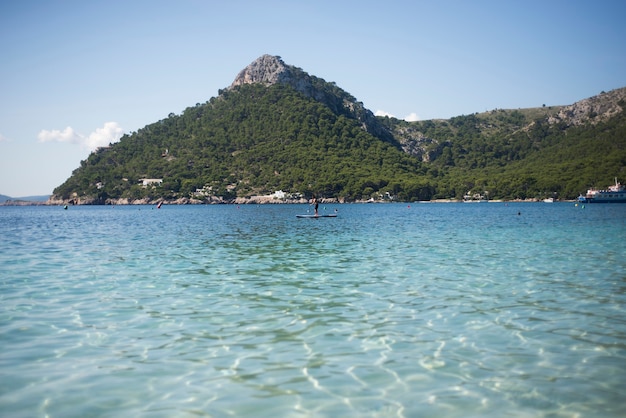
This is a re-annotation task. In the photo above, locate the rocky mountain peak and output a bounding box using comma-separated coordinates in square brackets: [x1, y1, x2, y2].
[229, 55, 317, 97]
[230, 55, 291, 87]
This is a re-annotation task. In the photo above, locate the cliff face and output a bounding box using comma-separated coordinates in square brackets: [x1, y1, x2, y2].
[230, 54, 340, 101]
[548, 87, 626, 127]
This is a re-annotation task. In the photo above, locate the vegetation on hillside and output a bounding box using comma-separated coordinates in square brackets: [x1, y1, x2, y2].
[416, 107, 626, 200]
[53, 82, 626, 203]
[54, 83, 432, 202]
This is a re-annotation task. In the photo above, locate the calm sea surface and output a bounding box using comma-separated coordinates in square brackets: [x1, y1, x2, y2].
[1, 203, 625, 417]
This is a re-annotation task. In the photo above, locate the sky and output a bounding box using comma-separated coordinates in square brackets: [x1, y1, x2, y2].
[1, 0, 625, 197]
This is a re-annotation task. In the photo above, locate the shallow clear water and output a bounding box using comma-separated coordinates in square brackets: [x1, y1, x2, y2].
[1, 202, 625, 417]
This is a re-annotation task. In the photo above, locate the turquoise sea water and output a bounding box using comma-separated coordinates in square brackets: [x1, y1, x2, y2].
[1, 202, 625, 417]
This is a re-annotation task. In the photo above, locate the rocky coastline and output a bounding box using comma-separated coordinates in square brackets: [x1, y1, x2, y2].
[0, 195, 563, 206]
[39, 195, 344, 206]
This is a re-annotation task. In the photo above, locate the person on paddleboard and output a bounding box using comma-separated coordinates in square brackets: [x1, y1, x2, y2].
[311, 195, 319, 216]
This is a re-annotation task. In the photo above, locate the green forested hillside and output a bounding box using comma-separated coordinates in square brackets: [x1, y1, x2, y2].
[53, 83, 432, 203]
[52, 76, 626, 203]
[392, 105, 626, 200]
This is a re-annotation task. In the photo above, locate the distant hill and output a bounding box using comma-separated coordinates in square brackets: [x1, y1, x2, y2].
[51, 55, 626, 203]
[1, 194, 51, 204]
[387, 87, 626, 199]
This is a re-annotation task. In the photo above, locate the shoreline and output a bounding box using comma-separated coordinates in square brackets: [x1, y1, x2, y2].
[1, 197, 576, 206]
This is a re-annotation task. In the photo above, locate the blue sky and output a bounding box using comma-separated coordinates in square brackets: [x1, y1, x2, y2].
[1, 0, 625, 197]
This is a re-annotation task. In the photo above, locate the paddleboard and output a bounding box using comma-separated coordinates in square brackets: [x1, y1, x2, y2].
[296, 214, 337, 218]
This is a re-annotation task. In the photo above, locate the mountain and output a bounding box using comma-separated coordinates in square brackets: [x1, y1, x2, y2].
[50, 55, 626, 204]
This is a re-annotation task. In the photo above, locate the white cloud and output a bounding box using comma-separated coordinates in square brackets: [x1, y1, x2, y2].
[85, 122, 124, 150]
[37, 126, 82, 144]
[38, 122, 124, 151]
[404, 112, 420, 122]
[0, 133, 8, 142]
[375, 110, 395, 118]
[375, 110, 420, 122]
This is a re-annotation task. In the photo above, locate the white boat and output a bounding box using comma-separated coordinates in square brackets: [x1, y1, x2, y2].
[578, 178, 626, 203]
